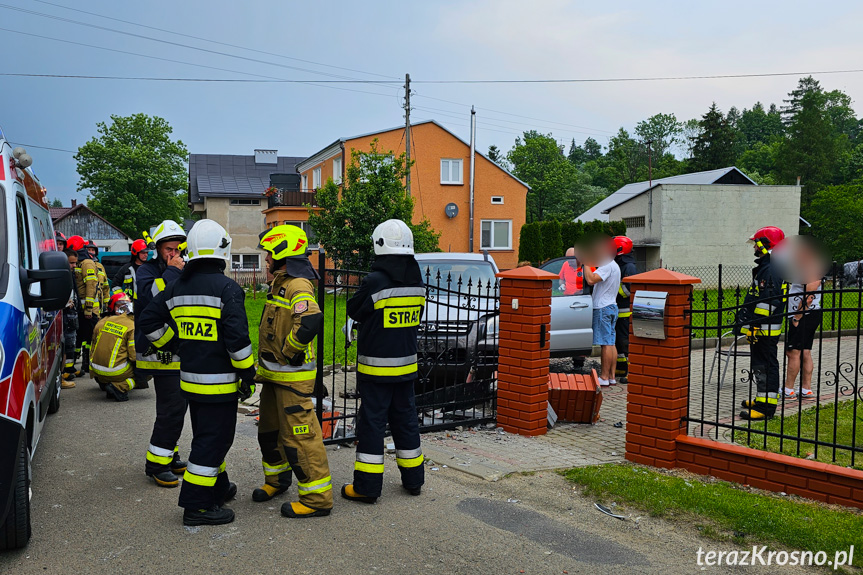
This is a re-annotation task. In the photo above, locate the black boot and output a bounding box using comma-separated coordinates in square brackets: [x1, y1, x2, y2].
[183, 506, 235, 526]
[218, 482, 237, 506]
[105, 384, 129, 402]
[147, 469, 180, 488]
[171, 453, 187, 475]
[403, 485, 422, 496]
[252, 471, 292, 502]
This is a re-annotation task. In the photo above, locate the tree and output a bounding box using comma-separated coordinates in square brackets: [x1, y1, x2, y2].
[487, 144, 507, 168]
[517, 222, 543, 264]
[806, 183, 863, 264]
[75, 114, 188, 238]
[738, 102, 784, 148]
[507, 131, 570, 222]
[582, 137, 603, 161]
[690, 103, 737, 171]
[540, 220, 563, 261]
[635, 113, 682, 159]
[567, 138, 586, 165]
[307, 140, 440, 271]
[50, 198, 63, 208]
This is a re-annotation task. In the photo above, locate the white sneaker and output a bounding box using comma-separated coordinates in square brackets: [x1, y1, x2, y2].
[598, 378, 610, 387]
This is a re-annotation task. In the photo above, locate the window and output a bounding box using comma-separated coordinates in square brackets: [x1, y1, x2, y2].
[491, 196, 504, 205]
[15, 195, 32, 268]
[333, 158, 342, 184]
[313, 167, 322, 190]
[440, 158, 463, 184]
[622, 215, 645, 228]
[230, 198, 260, 206]
[301, 173, 309, 192]
[480, 220, 511, 250]
[231, 253, 260, 270]
[284, 221, 318, 248]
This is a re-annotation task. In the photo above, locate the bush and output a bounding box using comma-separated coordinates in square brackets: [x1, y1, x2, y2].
[522, 219, 627, 263]
[541, 220, 563, 261]
[518, 222, 543, 264]
[560, 221, 584, 251]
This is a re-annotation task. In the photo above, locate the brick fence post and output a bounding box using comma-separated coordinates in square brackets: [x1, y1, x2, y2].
[495, 266, 558, 437]
[624, 268, 701, 468]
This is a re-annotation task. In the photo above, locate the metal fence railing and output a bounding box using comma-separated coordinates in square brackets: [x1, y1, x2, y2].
[686, 266, 863, 470]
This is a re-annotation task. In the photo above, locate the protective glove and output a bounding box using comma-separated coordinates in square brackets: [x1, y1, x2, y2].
[289, 352, 306, 367]
[158, 350, 174, 365]
[746, 329, 759, 345]
[238, 367, 256, 401]
[84, 307, 93, 319]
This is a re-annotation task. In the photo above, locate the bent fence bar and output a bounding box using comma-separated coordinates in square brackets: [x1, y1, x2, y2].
[314, 250, 499, 445]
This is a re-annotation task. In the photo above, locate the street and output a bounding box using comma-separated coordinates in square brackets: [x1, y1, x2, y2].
[0, 381, 820, 575]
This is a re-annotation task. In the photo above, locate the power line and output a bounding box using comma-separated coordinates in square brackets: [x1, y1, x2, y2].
[409, 69, 863, 84]
[8, 142, 75, 153]
[30, 0, 399, 80]
[413, 104, 609, 139]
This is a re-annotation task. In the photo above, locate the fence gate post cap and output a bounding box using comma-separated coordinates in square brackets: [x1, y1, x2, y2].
[624, 268, 702, 285]
[496, 266, 560, 280]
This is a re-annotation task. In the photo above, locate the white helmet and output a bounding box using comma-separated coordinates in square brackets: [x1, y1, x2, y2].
[186, 219, 231, 262]
[372, 219, 414, 255]
[151, 220, 186, 245]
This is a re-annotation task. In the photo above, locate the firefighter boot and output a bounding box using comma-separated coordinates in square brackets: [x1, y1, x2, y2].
[183, 506, 235, 526]
[252, 472, 293, 502]
[61, 371, 76, 389]
[171, 452, 188, 475]
[739, 400, 776, 421]
[218, 482, 237, 506]
[105, 384, 129, 402]
[341, 484, 377, 504]
[76, 345, 90, 377]
[147, 469, 180, 488]
[615, 355, 629, 383]
[280, 501, 331, 519]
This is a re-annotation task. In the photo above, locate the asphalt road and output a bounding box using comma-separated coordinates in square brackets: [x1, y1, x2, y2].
[0, 381, 821, 575]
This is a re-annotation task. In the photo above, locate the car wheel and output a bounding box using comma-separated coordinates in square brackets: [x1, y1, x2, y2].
[0, 440, 32, 550]
[48, 373, 61, 415]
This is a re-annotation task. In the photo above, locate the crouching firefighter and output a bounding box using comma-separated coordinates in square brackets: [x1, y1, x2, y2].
[90, 293, 137, 401]
[254, 224, 332, 519]
[343, 219, 425, 504]
[737, 226, 787, 421]
[135, 220, 188, 487]
[613, 236, 637, 382]
[138, 219, 255, 526]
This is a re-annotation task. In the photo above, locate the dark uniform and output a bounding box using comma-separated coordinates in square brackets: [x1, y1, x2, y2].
[113, 260, 141, 307]
[62, 287, 79, 381]
[135, 258, 186, 479]
[138, 259, 254, 511]
[739, 252, 786, 419]
[346, 255, 425, 499]
[614, 251, 637, 380]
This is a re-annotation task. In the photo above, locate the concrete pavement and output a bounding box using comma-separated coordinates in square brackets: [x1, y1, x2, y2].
[0, 377, 822, 575]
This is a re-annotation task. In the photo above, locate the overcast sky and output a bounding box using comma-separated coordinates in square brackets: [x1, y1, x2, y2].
[2, 0, 863, 205]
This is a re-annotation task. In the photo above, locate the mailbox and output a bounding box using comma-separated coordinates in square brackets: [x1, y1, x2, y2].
[632, 290, 668, 340]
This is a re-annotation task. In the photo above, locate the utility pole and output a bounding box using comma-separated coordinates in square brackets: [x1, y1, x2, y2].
[469, 106, 476, 252]
[646, 139, 654, 187]
[404, 73, 411, 197]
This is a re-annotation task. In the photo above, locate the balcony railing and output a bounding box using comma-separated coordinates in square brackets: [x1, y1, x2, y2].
[267, 189, 319, 209]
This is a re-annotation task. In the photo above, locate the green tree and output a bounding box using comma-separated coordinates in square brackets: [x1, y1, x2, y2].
[307, 140, 440, 271]
[567, 138, 586, 165]
[75, 114, 188, 238]
[806, 183, 863, 263]
[517, 222, 543, 264]
[50, 198, 63, 208]
[635, 113, 682, 159]
[582, 137, 603, 161]
[737, 102, 784, 148]
[737, 140, 781, 183]
[540, 220, 563, 261]
[691, 103, 737, 171]
[487, 144, 507, 169]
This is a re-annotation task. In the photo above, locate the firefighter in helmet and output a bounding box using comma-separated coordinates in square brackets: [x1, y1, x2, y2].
[90, 293, 137, 401]
[342, 219, 425, 504]
[135, 220, 188, 487]
[253, 224, 332, 519]
[738, 226, 787, 421]
[67, 235, 100, 377]
[86, 240, 111, 313]
[613, 236, 637, 382]
[113, 238, 150, 308]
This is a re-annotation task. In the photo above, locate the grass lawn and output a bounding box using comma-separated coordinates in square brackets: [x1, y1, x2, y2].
[734, 399, 863, 470]
[565, 464, 863, 567]
[244, 289, 356, 367]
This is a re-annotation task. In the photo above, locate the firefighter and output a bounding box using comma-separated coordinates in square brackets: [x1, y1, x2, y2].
[113, 239, 150, 307]
[613, 236, 637, 383]
[253, 224, 332, 519]
[68, 235, 100, 377]
[55, 230, 67, 252]
[738, 226, 787, 421]
[135, 220, 188, 487]
[342, 219, 425, 504]
[138, 219, 255, 526]
[87, 240, 111, 313]
[61, 249, 79, 388]
[91, 293, 137, 401]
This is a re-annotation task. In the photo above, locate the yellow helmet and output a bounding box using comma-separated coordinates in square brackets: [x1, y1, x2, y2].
[258, 225, 309, 260]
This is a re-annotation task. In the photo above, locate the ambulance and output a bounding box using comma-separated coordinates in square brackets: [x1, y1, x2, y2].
[0, 130, 73, 549]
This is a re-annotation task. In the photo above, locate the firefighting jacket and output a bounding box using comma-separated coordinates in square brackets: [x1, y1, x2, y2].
[76, 253, 101, 318]
[90, 313, 136, 382]
[255, 271, 322, 387]
[113, 261, 141, 309]
[134, 258, 182, 373]
[615, 253, 637, 317]
[138, 260, 254, 402]
[95, 261, 110, 310]
[347, 255, 425, 383]
[739, 253, 786, 337]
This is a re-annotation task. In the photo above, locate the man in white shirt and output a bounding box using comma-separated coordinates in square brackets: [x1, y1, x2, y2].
[581, 239, 621, 386]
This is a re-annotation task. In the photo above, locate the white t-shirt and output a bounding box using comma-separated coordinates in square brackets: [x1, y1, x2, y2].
[591, 260, 621, 310]
[788, 283, 821, 314]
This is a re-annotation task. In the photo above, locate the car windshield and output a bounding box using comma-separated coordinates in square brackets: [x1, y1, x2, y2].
[419, 259, 497, 295]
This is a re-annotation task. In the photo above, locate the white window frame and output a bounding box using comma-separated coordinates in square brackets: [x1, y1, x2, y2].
[301, 173, 309, 192]
[480, 219, 512, 250]
[231, 253, 260, 271]
[440, 158, 464, 185]
[229, 198, 261, 206]
[490, 196, 504, 205]
[332, 157, 342, 185]
[312, 167, 322, 190]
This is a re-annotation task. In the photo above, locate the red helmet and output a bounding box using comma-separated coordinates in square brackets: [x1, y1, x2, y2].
[613, 236, 633, 255]
[66, 235, 85, 252]
[108, 292, 130, 313]
[131, 239, 148, 255]
[749, 226, 785, 255]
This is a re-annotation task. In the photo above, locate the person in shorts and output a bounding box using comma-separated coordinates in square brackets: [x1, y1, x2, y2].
[784, 279, 822, 399]
[580, 238, 621, 387]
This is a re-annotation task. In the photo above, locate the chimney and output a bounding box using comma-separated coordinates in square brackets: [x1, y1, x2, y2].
[254, 149, 278, 165]
[71, 199, 77, 207]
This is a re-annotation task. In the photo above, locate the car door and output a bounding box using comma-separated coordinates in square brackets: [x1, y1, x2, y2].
[542, 258, 594, 353]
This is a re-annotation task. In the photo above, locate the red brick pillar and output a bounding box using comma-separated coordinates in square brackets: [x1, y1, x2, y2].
[495, 267, 558, 437]
[624, 269, 701, 468]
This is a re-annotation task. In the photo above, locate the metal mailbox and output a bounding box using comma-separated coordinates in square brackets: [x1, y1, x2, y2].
[632, 290, 668, 340]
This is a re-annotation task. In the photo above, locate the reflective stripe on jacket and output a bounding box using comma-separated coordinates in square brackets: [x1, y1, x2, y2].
[90, 313, 136, 381]
[134, 259, 182, 373]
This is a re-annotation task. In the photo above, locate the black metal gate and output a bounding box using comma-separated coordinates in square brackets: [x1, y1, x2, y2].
[314, 250, 499, 445]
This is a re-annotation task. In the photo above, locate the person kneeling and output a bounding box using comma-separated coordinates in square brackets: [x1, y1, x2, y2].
[90, 293, 137, 401]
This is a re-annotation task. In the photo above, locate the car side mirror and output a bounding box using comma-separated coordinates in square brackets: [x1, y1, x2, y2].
[20, 251, 74, 311]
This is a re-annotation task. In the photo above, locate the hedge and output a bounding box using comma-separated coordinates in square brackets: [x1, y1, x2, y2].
[518, 219, 627, 265]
